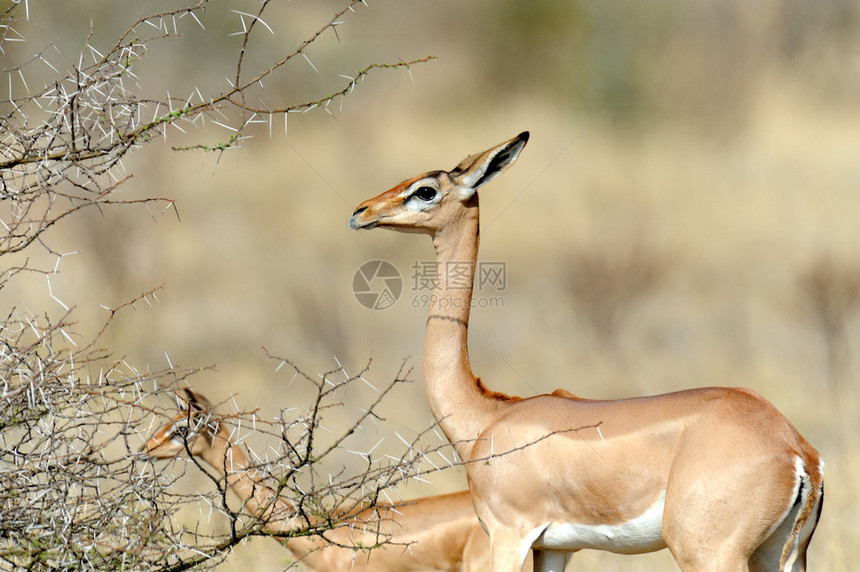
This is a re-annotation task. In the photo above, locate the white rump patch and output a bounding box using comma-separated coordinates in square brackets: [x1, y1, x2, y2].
[780, 456, 820, 572]
[532, 490, 667, 554]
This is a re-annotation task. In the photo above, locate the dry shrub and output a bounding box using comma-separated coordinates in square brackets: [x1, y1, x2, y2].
[0, 1, 435, 569]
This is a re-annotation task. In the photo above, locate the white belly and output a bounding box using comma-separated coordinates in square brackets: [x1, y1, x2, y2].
[533, 491, 667, 554]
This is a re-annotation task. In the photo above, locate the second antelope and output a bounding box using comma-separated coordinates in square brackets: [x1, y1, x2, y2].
[142, 388, 523, 572]
[348, 131, 823, 572]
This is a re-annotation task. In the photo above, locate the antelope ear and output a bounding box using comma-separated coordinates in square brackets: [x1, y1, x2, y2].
[174, 388, 195, 411]
[451, 131, 529, 200]
[175, 388, 210, 412]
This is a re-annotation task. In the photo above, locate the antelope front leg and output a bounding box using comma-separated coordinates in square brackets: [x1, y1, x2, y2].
[533, 549, 569, 572]
[489, 528, 533, 572]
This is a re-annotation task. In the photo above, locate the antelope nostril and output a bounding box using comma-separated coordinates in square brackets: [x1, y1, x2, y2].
[348, 206, 372, 230]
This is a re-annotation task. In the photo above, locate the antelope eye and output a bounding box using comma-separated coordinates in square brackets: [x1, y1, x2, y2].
[411, 186, 437, 202]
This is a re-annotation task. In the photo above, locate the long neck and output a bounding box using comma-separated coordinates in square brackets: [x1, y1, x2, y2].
[199, 430, 320, 558]
[424, 199, 507, 462]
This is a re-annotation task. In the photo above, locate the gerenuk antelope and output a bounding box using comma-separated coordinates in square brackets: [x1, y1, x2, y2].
[142, 389, 523, 571]
[348, 131, 823, 572]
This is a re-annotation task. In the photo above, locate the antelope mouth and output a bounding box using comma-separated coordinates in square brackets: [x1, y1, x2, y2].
[349, 219, 378, 230]
[348, 207, 378, 230]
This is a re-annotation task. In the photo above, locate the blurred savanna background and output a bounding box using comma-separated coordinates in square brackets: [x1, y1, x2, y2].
[3, 0, 859, 569]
